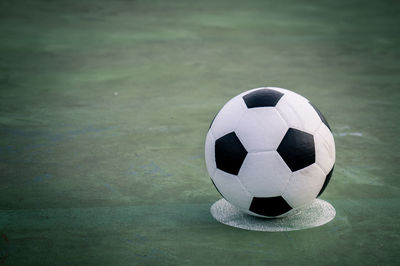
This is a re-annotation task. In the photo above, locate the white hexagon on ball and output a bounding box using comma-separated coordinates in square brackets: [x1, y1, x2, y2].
[205, 87, 336, 218]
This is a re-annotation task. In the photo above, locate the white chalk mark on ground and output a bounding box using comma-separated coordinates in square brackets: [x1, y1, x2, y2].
[333, 132, 363, 137]
[333, 125, 363, 137]
[211, 199, 336, 232]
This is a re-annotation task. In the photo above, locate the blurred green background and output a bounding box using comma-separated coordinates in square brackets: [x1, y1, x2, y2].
[0, 0, 399, 265]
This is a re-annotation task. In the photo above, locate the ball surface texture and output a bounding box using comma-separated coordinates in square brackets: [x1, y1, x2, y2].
[205, 87, 335, 218]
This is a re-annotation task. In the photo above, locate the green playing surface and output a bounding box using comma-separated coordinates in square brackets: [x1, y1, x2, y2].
[0, 0, 399, 265]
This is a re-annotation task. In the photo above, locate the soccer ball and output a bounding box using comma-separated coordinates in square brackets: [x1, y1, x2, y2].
[205, 87, 335, 218]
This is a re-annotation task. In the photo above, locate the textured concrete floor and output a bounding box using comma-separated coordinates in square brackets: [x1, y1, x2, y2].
[0, 0, 399, 265]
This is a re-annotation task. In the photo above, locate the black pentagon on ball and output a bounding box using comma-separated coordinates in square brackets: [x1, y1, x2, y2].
[215, 132, 247, 175]
[317, 165, 334, 197]
[242, 88, 284, 108]
[309, 102, 331, 130]
[249, 196, 292, 217]
[277, 128, 315, 172]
